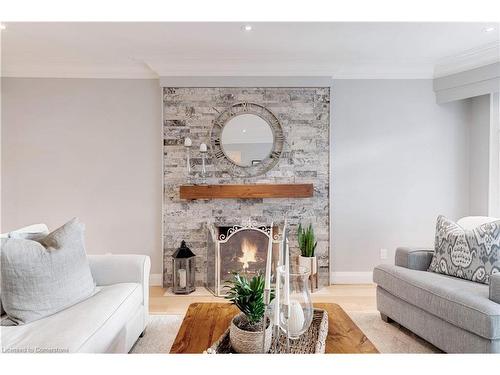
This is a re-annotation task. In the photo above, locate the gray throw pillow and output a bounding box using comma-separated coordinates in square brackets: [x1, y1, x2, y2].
[428, 215, 500, 284]
[0, 218, 95, 325]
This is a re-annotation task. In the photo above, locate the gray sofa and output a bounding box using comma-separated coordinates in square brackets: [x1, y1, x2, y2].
[374, 218, 500, 353]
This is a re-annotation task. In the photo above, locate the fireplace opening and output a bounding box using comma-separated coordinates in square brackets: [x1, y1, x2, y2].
[206, 224, 280, 296]
[239, 237, 258, 270]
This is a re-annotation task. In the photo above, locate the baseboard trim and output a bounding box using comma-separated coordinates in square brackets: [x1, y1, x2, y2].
[152, 272, 373, 286]
[331, 272, 374, 284]
[150, 273, 162, 286]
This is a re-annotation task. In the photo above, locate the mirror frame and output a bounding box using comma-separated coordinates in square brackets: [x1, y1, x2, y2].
[210, 102, 285, 177]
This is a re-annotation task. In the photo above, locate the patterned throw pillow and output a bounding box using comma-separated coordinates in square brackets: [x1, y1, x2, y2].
[428, 215, 500, 284]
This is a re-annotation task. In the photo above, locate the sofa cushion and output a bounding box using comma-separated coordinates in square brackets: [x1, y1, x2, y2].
[1, 282, 142, 353]
[428, 215, 500, 284]
[0, 223, 50, 316]
[1, 218, 95, 325]
[374, 264, 500, 339]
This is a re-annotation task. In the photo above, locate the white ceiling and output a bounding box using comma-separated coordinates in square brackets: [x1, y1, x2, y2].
[1, 22, 499, 79]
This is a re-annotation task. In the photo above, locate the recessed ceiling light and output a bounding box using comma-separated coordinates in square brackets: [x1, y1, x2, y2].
[242, 129, 247, 133]
[242, 25, 252, 32]
[0, 24, 6, 31]
[484, 26, 495, 33]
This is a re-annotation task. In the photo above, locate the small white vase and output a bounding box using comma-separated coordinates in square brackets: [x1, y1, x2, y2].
[299, 255, 317, 275]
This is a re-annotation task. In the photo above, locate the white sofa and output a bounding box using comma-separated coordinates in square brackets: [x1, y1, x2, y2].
[1, 254, 150, 353]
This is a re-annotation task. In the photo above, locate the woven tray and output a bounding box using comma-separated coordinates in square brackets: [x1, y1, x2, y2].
[206, 308, 328, 354]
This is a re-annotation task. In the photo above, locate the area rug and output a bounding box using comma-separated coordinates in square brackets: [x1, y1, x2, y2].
[130, 315, 183, 354]
[348, 312, 440, 353]
[130, 312, 440, 354]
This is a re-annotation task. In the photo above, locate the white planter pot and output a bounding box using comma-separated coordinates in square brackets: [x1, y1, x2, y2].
[299, 255, 317, 275]
[229, 313, 272, 353]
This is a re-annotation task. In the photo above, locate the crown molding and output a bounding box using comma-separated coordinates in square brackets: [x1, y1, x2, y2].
[1, 62, 158, 79]
[434, 42, 500, 78]
[3, 44, 498, 80]
[147, 59, 434, 79]
[159, 76, 333, 87]
[433, 62, 500, 103]
[1, 59, 435, 79]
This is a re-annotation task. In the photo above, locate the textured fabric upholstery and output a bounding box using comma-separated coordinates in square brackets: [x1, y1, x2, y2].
[88, 254, 150, 329]
[457, 216, 499, 230]
[373, 264, 500, 339]
[1, 218, 95, 325]
[395, 247, 434, 271]
[1, 283, 142, 353]
[1, 254, 150, 353]
[1, 223, 49, 316]
[375, 215, 500, 353]
[428, 215, 500, 284]
[377, 287, 500, 353]
[491, 274, 500, 304]
[0, 223, 49, 240]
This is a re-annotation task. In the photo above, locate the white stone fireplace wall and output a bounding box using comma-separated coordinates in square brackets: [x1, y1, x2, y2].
[162, 86, 330, 288]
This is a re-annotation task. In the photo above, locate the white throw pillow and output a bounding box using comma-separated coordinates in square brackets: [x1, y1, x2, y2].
[0, 223, 50, 316]
[0, 218, 95, 325]
[0, 223, 49, 240]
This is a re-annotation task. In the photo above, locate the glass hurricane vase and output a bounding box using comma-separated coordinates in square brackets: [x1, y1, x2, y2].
[276, 264, 314, 339]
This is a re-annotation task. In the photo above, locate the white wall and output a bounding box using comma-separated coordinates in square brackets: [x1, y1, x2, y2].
[468, 94, 491, 215]
[489, 93, 500, 218]
[1, 78, 163, 277]
[1, 78, 473, 284]
[331, 80, 470, 281]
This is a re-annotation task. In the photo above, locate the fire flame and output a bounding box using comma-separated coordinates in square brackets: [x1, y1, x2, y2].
[238, 237, 257, 270]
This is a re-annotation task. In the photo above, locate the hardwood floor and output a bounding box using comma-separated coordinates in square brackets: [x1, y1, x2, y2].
[149, 284, 377, 315]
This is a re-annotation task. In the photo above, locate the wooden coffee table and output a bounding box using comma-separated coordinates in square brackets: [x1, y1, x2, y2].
[170, 302, 378, 353]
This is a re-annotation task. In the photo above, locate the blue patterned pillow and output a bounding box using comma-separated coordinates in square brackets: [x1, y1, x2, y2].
[428, 215, 500, 284]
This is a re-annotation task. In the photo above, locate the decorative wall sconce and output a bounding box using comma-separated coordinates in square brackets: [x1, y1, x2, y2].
[184, 137, 192, 177]
[200, 143, 208, 184]
[183, 137, 208, 184]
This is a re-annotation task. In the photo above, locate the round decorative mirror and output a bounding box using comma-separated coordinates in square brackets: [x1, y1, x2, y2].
[221, 114, 274, 167]
[210, 102, 284, 177]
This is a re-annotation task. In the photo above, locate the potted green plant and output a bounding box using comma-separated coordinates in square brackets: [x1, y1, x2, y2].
[225, 272, 274, 353]
[297, 223, 318, 287]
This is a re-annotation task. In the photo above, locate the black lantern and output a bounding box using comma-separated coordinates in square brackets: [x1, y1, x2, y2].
[172, 240, 196, 294]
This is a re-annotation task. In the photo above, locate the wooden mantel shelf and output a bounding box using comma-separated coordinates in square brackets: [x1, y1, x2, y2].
[179, 184, 313, 200]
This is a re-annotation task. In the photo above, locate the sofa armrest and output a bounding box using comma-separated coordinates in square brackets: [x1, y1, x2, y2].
[88, 254, 151, 312]
[490, 274, 500, 304]
[395, 247, 434, 271]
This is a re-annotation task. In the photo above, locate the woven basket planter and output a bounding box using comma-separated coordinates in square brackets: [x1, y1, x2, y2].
[229, 313, 272, 354]
[207, 308, 328, 354]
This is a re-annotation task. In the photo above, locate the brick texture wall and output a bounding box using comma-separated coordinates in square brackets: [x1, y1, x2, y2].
[163, 87, 330, 288]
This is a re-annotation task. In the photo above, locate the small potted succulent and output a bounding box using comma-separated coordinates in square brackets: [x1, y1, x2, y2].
[225, 272, 274, 353]
[297, 223, 318, 284]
